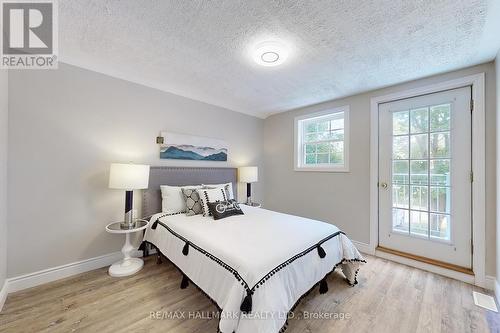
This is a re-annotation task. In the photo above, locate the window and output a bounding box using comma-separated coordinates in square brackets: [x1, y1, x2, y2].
[391, 104, 452, 241]
[294, 106, 349, 172]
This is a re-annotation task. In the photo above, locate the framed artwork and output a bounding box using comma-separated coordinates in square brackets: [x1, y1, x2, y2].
[159, 132, 228, 161]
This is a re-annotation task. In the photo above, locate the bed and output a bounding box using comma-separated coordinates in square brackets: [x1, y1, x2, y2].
[141, 167, 365, 333]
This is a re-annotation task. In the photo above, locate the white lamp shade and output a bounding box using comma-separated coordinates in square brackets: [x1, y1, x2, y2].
[239, 166, 258, 183]
[109, 163, 150, 190]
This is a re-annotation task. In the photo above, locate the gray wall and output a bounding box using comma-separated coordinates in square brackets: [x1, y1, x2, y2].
[7, 63, 264, 277]
[264, 62, 497, 275]
[0, 70, 7, 288]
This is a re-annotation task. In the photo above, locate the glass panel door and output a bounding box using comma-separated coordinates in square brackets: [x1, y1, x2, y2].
[378, 86, 472, 268]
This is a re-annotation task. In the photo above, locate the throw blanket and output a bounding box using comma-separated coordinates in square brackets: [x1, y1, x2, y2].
[144, 206, 364, 333]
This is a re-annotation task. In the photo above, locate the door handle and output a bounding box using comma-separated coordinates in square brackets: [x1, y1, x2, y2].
[380, 182, 388, 189]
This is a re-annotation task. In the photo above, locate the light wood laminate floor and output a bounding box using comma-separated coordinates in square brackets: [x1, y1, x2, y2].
[1, 255, 499, 333]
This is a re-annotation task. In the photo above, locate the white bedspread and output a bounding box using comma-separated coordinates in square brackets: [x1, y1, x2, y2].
[143, 206, 364, 333]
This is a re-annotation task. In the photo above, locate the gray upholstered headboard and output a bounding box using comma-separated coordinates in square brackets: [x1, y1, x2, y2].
[142, 166, 238, 218]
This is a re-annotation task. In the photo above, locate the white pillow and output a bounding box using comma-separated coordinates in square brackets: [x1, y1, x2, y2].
[161, 185, 201, 214]
[197, 187, 228, 217]
[202, 182, 234, 200]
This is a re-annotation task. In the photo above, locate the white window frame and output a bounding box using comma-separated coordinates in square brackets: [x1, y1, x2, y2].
[294, 106, 350, 172]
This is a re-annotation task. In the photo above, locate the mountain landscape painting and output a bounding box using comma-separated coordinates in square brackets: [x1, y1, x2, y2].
[160, 132, 228, 161]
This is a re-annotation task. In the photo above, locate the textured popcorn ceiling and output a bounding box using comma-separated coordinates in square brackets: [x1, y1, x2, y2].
[59, 0, 500, 118]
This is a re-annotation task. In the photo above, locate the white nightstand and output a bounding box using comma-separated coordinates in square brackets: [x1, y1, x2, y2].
[105, 219, 149, 277]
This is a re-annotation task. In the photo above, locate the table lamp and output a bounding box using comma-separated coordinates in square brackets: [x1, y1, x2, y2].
[109, 163, 150, 229]
[239, 166, 258, 205]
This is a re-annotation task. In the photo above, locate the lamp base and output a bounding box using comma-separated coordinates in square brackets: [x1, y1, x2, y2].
[109, 258, 144, 277]
[121, 190, 134, 229]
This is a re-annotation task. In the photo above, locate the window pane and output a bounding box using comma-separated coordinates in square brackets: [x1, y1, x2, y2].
[410, 134, 428, 159]
[330, 118, 344, 130]
[393, 185, 409, 209]
[317, 143, 329, 154]
[430, 132, 450, 158]
[393, 208, 409, 233]
[430, 160, 450, 186]
[328, 129, 344, 141]
[392, 160, 409, 184]
[410, 107, 428, 134]
[305, 133, 318, 142]
[430, 187, 450, 214]
[329, 141, 344, 164]
[410, 160, 428, 185]
[393, 111, 409, 135]
[393, 136, 409, 159]
[305, 154, 316, 164]
[316, 131, 329, 141]
[430, 214, 450, 240]
[317, 153, 329, 164]
[430, 104, 451, 132]
[411, 185, 428, 211]
[305, 122, 317, 133]
[410, 211, 428, 237]
[318, 121, 329, 132]
[305, 144, 316, 154]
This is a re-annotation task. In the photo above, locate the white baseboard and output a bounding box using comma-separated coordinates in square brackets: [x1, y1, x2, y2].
[0, 249, 144, 313]
[494, 278, 500, 303]
[352, 240, 374, 255]
[484, 275, 497, 291]
[0, 280, 7, 312]
[7, 251, 124, 294]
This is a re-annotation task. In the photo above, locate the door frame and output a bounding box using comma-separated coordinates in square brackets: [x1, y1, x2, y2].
[369, 73, 486, 288]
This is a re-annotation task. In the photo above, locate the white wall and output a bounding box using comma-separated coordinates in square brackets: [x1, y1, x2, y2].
[0, 70, 7, 290]
[7, 63, 264, 277]
[264, 62, 497, 275]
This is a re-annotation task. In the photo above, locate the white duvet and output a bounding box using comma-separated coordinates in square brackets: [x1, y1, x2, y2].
[143, 205, 364, 333]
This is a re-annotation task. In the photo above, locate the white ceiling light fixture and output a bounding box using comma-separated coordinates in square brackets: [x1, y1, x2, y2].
[252, 40, 289, 67]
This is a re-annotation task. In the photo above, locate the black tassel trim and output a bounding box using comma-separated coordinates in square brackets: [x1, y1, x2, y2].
[317, 244, 326, 258]
[150, 212, 185, 231]
[144, 241, 364, 333]
[180, 275, 189, 289]
[249, 232, 344, 293]
[182, 242, 190, 256]
[148, 220, 367, 332]
[240, 291, 253, 313]
[346, 268, 361, 286]
[149, 220, 252, 294]
[319, 278, 328, 294]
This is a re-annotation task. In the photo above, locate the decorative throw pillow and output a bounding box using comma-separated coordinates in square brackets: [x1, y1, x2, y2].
[161, 185, 201, 214]
[181, 187, 203, 216]
[197, 187, 228, 217]
[202, 182, 234, 200]
[207, 200, 244, 220]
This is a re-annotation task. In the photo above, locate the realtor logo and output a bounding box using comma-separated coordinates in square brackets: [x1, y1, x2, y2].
[1, 0, 58, 69]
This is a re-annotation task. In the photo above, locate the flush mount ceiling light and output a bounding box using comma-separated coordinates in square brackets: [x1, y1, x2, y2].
[252, 41, 289, 67]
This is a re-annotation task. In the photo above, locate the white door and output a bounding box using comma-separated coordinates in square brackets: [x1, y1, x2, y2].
[378, 86, 472, 268]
